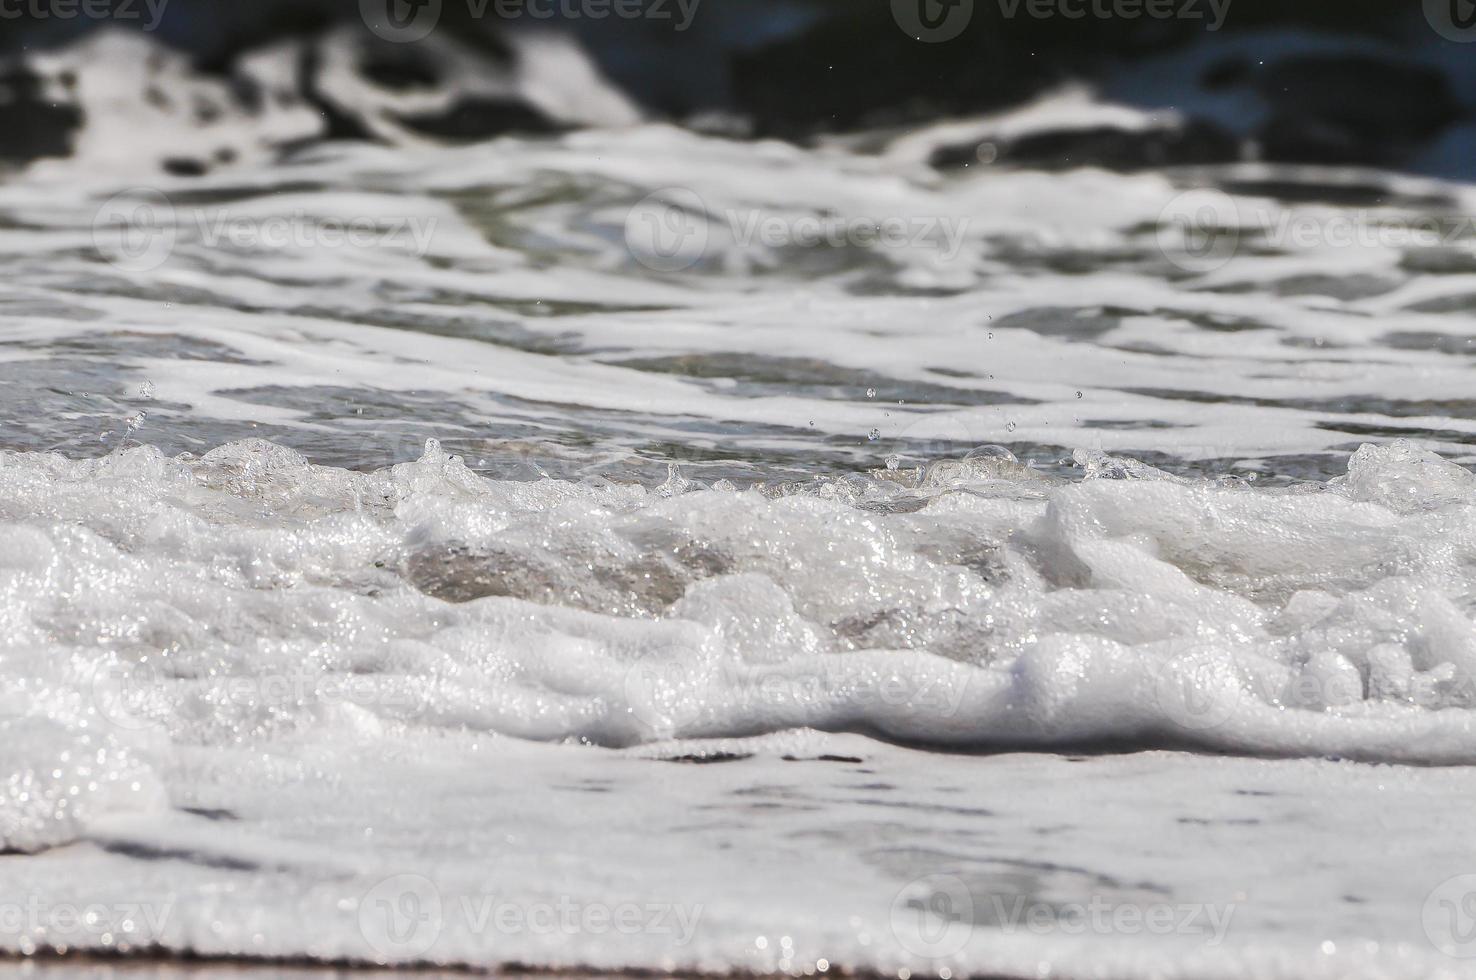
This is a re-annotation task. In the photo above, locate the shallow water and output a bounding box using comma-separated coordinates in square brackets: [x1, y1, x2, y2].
[5, 126, 1476, 978]
[10, 127, 1476, 482]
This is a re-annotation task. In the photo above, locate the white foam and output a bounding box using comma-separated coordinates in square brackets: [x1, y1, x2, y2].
[6, 126, 1476, 471]
[4, 437, 1476, 776]
[5, 116, 1476, 980]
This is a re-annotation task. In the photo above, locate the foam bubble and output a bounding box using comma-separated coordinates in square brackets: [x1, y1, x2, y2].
[3, 437, 1476, 781]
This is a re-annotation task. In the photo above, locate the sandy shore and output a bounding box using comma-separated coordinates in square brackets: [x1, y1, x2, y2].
[0, 955, 671, 980]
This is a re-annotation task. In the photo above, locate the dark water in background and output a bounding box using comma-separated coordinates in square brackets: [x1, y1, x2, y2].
[4, 0, 1476, 177]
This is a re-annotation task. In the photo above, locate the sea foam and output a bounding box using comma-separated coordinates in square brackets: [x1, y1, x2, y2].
[5, 433, 1476, 857]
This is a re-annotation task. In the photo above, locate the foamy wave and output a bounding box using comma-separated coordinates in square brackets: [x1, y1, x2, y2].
[6, 434, 1476, 854]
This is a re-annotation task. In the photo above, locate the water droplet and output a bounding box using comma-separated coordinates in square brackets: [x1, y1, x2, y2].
[868, 428, 880, 441]
[657, 462, 691, 498]
[136, 381, 155, 400]
[1075, 391, 1083, 399]
[885, 454, 901, 471]
[987, 332, 994, 339]
[1005, 421, 1017, 432]
[866, 388, 876, 399]
[808, 420, 815, 427]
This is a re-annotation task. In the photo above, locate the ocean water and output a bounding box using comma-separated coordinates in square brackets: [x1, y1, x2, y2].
[5, 120, 1476, 979]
